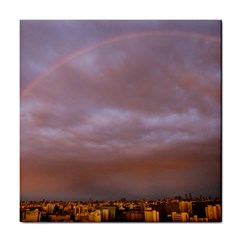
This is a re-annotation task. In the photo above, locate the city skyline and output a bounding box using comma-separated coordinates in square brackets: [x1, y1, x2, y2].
[20, 20, 221, 201]
[20, 191, 220, 202]
[20, 195, 222, 222]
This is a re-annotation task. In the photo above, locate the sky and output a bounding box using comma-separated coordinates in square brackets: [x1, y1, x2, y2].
[20, 20, 221, 201]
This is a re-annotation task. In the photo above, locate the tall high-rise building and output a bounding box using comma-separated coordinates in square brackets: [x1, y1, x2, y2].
[192, 201, 206, 218]
[216, 204, 222, 220]
[100, 206, 116, 222]
[188, 202, 193, 215]
[144, 208, 159, 222]
[152, 210, 159, 222]
[189, 193, 192, 200]
[166, 200, 179, 215]
[205, 205, 219, 221]
[46, 203, 55, 214]
[144, 210, 153, 222]
[101, 208, 109, 222]
[153, 202, 167, 220]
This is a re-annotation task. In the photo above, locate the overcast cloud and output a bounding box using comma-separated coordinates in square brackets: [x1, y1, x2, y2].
[20, 20, 221, 201]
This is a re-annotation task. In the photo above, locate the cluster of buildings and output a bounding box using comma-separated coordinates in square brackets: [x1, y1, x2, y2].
[20, 196, 221, 222]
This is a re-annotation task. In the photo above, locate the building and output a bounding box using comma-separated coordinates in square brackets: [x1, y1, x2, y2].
[126, 211, 144, 222]
[190, 215, 208, 222]
[49, 214, 71, 222]
[73, 205, 81, 216]
[216, 204, 222, 220]
[166, 200, 179, 215]
[193, 215, 198, 222]
[172, 212, 189, 222]
[74, 212, 88, 222]
[144, 208, 159, 222]
[187, 201, 193, 215]
[101, 208, 109, 222]
[179, 201, 188, 213]
[88, 210, 101, 222]
[192, 201, 206, 218]
[100, 206, 116, 222]
[153, 202, 167, 221]
[22, 208, 41, 222]
[205, 205, 219, 221]
[46, 203, 55, 214]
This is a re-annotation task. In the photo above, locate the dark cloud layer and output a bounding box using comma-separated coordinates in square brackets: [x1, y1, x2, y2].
[20, 20, 221, 200]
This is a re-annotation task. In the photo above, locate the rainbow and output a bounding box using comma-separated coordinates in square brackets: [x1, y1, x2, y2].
[20, 30, 220, 98]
